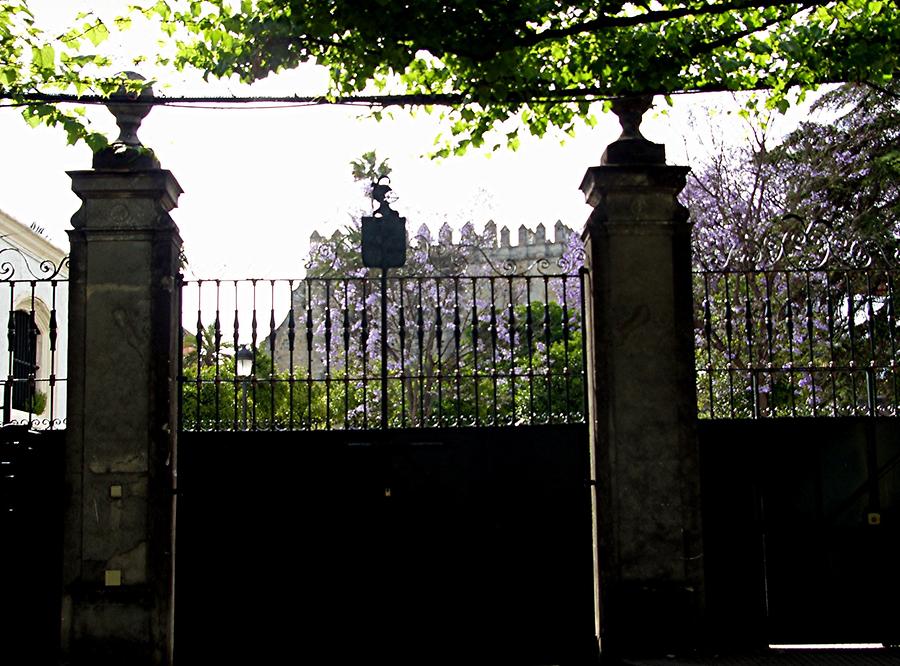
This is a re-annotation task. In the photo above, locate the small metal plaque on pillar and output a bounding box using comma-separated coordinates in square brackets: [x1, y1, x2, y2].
[361, 179, 407, 269]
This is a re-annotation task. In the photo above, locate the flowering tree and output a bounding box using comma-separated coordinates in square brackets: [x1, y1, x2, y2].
[298, 217, 586, 429]
[686, 83, 900, 418]
[774, 82, 900, 245]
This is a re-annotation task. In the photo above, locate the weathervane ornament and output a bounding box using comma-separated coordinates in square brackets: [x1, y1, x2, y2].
[361, 176, 407, 268]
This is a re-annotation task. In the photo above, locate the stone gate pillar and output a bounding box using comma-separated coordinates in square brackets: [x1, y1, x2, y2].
[62, 85, 182, 665]
[581, 97, 704, 658]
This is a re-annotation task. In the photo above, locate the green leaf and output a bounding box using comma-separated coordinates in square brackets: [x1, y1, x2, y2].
[85, 21, 109, 47]
[85, 132, 110, 153]
[31, 44, 55, 72]
[40, 44, 55, 69]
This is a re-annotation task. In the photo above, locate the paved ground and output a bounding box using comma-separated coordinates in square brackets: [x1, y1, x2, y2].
[622, 648, 900, 665]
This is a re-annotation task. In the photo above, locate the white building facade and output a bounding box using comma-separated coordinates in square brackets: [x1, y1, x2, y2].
[0, 209, 68, 428]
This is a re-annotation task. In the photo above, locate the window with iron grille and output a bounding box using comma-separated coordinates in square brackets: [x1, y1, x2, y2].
[11, 310, 38, 412]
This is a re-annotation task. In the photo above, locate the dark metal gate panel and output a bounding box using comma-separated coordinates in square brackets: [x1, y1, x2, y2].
[175, 424, 596, 664]
[700, 419, 900, 648]
[0, 427, 64, 662]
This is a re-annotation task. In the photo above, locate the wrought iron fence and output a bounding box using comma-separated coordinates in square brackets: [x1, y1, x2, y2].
[0, 250, 68, 430]
[694, 219, 900, 418]
[179, 270, 587, 431]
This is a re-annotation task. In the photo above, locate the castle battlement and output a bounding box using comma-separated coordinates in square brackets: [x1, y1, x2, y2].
[309, 220, 575, 265]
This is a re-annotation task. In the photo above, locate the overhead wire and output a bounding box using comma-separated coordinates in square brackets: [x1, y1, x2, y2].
[0, 85, 754, 110]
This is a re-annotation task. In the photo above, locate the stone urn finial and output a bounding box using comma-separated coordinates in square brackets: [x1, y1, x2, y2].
[601, 94, 666, 166]
[92, 72, 160, 169]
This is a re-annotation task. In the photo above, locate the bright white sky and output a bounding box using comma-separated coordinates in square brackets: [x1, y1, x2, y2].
[0, 1, 823, 279]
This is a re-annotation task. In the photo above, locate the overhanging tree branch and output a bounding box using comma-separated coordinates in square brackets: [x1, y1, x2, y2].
[514, 0, 830, 47]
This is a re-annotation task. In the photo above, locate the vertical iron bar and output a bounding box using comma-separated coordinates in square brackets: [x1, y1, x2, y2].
[888, 273, 899, 413]
[306, 280, 314, 429]
[381, 268, 389, 430]
[195, 281, 203, 430]
[4, 285, 14, 425]
[398, 279, 407, 427]
[176, 276, 184, 433]
[744, 273, 759, 419]
[562, 275, 573, 424]
[233, 280, 239, 431]
[325, 279, 333, 430]
[48, 281, 58, 426]
[436, 279, 444, 426]
[846, 271, 859, 414]
[525, 277, 535, 424]
[251, 280, 258, 430]
[342, 281, 351, 429]
[826, 273, 838, 415]
[471, 278, 480, 426]
[361, 278, 370, 428]
[764, 273, 776, 416]
[490, 278, 498, 425]
[724, 272, 735, 418]
[543, 276, 552, 424]
[866, 271, 877, 416]
[287, 280, 296, 431]
[417, 279, 425, 426]
[453, 277, 462, 424]
[27, 282, 36, 428]
[702, 275, 714, 418]
[507, 276, 516, 425]
[214, 281, 222, 431]
[785, 275, 797, 417]
[269, 280, 277, 429]
[806, 273, 818, 417]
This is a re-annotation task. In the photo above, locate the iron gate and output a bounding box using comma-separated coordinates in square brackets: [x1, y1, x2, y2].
[694, 222, 900, 649]
[175, 244, 597, 662]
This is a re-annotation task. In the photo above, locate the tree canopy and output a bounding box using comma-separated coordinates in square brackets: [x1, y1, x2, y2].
[0, 2, 138, 149]
[1, 1, 897, 153]
[148, 0, 898, 154]
[686, 80, 900, 268]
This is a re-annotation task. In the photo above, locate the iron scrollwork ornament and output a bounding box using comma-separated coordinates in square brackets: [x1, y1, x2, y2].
[694, 214, 899, 272]
[0, 248, 69, 282]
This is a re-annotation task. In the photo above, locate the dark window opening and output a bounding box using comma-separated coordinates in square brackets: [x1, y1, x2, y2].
[11, 310, 39, 412]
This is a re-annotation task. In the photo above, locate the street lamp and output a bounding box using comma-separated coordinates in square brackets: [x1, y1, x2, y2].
[235, 344, 253, 429]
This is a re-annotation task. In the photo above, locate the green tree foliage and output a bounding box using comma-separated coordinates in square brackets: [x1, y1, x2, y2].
[0, 2, 144, 149]
[6, 2, 897, 153]
[144, 0, 899, 154]
[350, 150, 392, 187]
[774, 81, 900, 242]
[182, 342, 317, 430]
